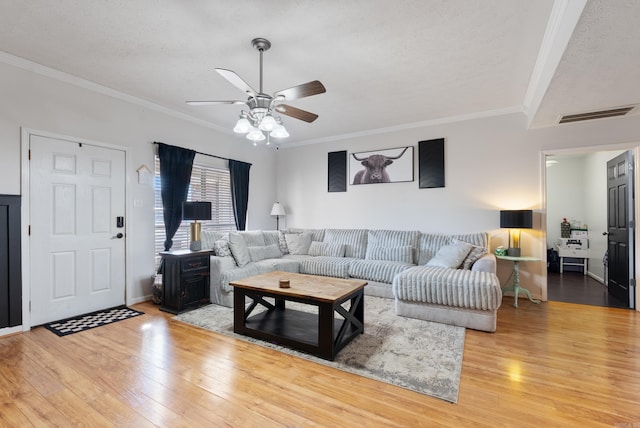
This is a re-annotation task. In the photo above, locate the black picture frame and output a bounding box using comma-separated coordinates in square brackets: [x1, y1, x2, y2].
[418, 138, 445, 189]
[349, 146, 414, 185]
[327, 150, 347, 192]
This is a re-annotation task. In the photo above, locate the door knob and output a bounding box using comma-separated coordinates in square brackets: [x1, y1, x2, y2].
[111, 233, 124, 239]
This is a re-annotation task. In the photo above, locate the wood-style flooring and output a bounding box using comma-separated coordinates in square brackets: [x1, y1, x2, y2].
[1, 299, 639, 427]
[547, 271, 628, 308]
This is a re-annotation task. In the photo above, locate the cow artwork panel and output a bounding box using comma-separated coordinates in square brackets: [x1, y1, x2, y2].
[349, 146, 414, 185]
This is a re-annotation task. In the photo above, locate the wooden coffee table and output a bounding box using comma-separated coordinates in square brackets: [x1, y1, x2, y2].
[230, 271, 367, 361]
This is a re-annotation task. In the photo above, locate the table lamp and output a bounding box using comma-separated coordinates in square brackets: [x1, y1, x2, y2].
[500, 209, 533, 257]
[270, 202, 286, 230]
[183, 201, 212, 251]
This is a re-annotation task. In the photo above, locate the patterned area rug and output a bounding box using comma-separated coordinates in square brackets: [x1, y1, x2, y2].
[44, 306, 144, 336]
[175, 296, 465, 403]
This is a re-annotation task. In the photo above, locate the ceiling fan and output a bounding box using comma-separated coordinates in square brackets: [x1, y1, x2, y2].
[186, 38, 326, 142]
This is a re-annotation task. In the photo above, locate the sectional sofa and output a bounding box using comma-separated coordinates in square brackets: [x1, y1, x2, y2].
[201, 228, 502, 332]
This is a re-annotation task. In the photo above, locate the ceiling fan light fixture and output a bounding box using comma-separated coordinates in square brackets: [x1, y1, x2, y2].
[258, 114, 277, 131]
[246, 127, 266, 141]
[233, 115, 251, 133]
[270, 124, 289, 138]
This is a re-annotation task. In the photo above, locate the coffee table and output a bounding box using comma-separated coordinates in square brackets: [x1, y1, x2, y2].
[230, 271, 367, 361]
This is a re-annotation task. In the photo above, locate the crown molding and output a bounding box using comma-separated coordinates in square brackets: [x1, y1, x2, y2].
[0, 50, 233, 135]
[280, 105, 525, 148]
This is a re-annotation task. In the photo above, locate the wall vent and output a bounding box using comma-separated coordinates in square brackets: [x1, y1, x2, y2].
[559, 106, 635, 124]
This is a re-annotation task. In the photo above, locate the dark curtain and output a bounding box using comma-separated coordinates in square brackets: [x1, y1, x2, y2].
[158, 143, 196, 250]
[229, 159, 252, 231]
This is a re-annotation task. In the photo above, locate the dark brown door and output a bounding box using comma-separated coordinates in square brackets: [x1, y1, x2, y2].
[606, 151, 635, 308]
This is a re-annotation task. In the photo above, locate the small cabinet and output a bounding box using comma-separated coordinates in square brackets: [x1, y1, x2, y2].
[160, 249, 213, 314]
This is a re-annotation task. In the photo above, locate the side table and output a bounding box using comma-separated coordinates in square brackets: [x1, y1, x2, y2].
[496, 255, 541, 308]
[159, 249, 214, 314]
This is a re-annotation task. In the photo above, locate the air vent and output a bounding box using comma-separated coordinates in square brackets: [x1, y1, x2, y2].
[559, 106, 635, 124]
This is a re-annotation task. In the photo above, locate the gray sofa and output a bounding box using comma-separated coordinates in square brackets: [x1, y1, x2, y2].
[201, 228, 502, 332]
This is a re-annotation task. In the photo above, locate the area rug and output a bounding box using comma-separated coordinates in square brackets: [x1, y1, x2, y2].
[43, 306, 144, 336]
[174, 296, 465, 403]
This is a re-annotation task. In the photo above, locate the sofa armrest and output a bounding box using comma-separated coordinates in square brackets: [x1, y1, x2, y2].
[471, 253, 496, 274]
[210, 255, 237, 286]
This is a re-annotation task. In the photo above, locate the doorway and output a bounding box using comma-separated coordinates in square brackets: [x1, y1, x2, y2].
[22, 130, 127, 327]
[545, 149, 634, 308]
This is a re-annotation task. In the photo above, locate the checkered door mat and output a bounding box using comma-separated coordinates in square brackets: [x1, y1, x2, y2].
[43, 306, 144, 336]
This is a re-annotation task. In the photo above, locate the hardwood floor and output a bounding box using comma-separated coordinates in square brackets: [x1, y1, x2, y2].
[1, 300, 639, 427]
[547, 271, 628, 308]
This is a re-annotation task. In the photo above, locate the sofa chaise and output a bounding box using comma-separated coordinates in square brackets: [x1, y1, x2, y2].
[201, 228, 502, 332]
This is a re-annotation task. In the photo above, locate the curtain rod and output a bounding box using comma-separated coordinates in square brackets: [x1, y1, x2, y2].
[152, 141, 229, 161]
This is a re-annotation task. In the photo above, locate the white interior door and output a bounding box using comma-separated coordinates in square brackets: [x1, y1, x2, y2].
[29, 134, 126, 325]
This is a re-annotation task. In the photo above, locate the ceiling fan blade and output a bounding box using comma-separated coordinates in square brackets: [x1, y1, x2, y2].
[215, 68, 258, 95]
[186, 100, 246, 106]
[275, 104, 319, 123]
[274, 80, 326, 101]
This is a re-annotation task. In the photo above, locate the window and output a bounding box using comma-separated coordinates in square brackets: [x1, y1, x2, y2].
[154, 156, 236, 266]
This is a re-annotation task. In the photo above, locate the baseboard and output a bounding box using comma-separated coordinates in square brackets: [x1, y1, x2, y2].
[587, 272, 605, 284]
[127, 294, 153, 306]
[0, 325, 23, 337]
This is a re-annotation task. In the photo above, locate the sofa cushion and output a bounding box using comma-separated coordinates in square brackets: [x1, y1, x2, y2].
[285, 232, 313, 255]
[228, 232, 252, 267]
[366, 246, 413, 264]
[417, 232, 488, 265]
[262, 230, 281, 248]
[349, 259, 414, 284]
[426, 241, 472, 268]
[308, 241, 346, 257]
[219, 263, 262, 292]
[365, 229, 419, 262]
[299, 256, 353, 279]
[242, 231, 266, 247]
[254, 258, 300, 273]
[248, 244, 282, 262]
[392, 266, 502, 310]
[201, 230, 224, 250]
[285, 228, 325, 242]
[324, 229, 368, 259]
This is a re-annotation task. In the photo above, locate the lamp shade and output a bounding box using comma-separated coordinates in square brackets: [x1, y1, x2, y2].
[500, 210, 533, 229]
[270, 202, 286, 216]
[182, 201, 212, 221]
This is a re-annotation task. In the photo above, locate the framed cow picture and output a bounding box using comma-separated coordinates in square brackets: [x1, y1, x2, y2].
[349, 146, 414, 185]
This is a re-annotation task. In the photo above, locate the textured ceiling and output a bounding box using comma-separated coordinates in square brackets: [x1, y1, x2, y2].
[0, 0, 638, 145]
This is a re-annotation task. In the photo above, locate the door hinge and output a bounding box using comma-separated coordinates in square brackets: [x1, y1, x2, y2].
[28, 149, 31, 160]
[630, 279, 636, 287]
[28, 225, 31, 236]
[630, 220, 634, 229]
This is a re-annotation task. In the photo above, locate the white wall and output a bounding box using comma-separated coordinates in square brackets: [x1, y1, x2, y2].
[0, 60, 278, 308]
[278, 112, 640, 301]
[546, 156, 586, 247]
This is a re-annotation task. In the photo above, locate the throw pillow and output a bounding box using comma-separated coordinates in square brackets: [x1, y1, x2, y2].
[452, 239, 488, 270]
[366, 246, 413, 264]
[212, 239, 232, 258]
[308, 241, 346, 257]
[285, 232, 313, 255]
[248, 244, 283, 262]
[278, 231, 289, 254]
[426, 241, 472, 269]
[228, 232, 251, 267]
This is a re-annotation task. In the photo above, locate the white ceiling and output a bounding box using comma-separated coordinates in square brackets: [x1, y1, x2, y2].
[1, 0, 639, 145]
